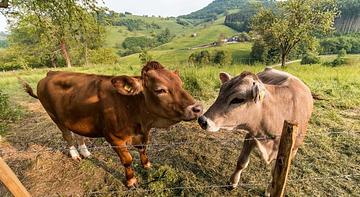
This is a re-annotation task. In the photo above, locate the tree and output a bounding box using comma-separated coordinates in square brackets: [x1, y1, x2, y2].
[2, 0, 103, 68]
[213, 50, 232, 65]
[156, 28, 173, 44]
[251, 0, 338, 67]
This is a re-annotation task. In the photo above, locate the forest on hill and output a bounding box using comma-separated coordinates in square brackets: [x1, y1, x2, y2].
[181, 0, 360, 33]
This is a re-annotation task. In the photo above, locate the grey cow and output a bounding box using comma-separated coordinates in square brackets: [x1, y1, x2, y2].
[198, 67, 313, 195]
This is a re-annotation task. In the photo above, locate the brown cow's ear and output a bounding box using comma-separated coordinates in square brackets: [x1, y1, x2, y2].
[111, 76, 143, 95]
[219, 72, 232, 84]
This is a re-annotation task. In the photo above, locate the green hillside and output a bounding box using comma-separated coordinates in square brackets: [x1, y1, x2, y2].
[104, 15, 191, 48]
[157, 23, 237, 50]
[103, 13, 254, 66]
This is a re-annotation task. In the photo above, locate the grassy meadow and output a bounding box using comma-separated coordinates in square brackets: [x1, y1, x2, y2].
[0, 55, 359, 196]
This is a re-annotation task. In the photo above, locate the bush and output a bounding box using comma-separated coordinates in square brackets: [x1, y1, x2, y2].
[188, 50, 232, 66]
[237, 32, 251, 42]
[156, 28, 173, 45]
[301, 53, 320, 65]
[188, 50, 212, 65]
[213, 50, 232, 65]
[139, 50, 153, 64]
[338, 48, 347, 57]
[324, 50, 348, 67]
[88, 48, 118, 64]
[0, 90, 22, 135]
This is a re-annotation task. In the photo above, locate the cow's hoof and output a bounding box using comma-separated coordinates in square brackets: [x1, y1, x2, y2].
[78, 145, 91, 158]
[226, 181, 237, 190]
[126, 177, 138, 188]
[69, 146, 82, 161]
[143, 162, 152, 169]
[71, 155, 82, 162]
[264, 190, 270, 197]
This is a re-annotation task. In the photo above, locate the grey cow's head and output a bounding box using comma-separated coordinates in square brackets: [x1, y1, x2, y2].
[198, 71, 266, 132]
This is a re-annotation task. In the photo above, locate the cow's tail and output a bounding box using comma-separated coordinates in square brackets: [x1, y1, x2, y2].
[311, 92, 326, 101]
[18, 77, 38, 99]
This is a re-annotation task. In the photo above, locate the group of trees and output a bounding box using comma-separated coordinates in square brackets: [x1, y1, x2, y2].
[180, 0, 272, 24]
[119, 28, 173, 56]
[188, 50, 232, 65]
[320, 36, 360, 54]
[224, 2, 263, 32]
[112, 18, 161, 31]
[0, 0, 109, 70]
[335, 0, 360, 33]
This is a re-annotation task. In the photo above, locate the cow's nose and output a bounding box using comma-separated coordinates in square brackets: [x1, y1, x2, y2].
[191, 103, 203, 115]
[198, 116, 208, 130]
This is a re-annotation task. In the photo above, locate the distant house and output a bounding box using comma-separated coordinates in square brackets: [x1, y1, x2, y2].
[227, 36, 240, 42]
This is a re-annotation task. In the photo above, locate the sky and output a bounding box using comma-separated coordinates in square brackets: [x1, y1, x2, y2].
[0, 0, 213, 32]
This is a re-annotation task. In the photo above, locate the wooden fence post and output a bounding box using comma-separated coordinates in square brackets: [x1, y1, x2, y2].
[270, 120, 298, 197]
[0, 157, 31, 197]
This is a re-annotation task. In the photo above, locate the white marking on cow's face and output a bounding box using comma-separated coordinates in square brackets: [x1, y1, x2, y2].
[204, 117, 220, 132]
[78, 144, 91, 158]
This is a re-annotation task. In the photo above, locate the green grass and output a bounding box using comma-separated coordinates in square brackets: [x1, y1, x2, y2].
[0, 56, 359, 196]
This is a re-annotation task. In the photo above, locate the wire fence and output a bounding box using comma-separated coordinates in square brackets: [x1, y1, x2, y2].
[1, 126, 359, 196]
[85, 173, 360, 195]
[0, 130, 359, 154]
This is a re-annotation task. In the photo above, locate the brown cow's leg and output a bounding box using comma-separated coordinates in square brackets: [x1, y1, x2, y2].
[229, 134, 256, 189]
[75, 134, 91, 158]
[133, 134, 151, 169]
[110, 140, 137, 188]
[56, 124, 81, 161]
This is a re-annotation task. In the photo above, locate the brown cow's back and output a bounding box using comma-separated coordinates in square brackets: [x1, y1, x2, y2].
[37, 71, 109, 137]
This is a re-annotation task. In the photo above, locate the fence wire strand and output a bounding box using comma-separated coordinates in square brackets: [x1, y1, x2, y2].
[84, 173, 360, 195]
[0, 130, 359, 155]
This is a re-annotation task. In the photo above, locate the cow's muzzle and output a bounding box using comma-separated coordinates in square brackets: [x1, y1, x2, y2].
[198, 116, 208, 130]
[197, 115, 220, 132]
[184, 103, 203, 120]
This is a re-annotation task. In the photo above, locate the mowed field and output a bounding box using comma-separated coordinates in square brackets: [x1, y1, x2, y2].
[0, 55, 359, 196]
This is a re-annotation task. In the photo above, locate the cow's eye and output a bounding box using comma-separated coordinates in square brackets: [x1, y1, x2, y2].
[230, 98, 245, 105]
[154, 89, 167, 94]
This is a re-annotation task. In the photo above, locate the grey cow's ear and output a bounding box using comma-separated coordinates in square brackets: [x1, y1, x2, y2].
[219, 72, 232, 84]
[111, 76, 143, 95]
[252, 82, 266, 103]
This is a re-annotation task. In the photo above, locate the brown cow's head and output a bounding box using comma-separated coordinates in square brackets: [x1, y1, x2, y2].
[198, 71, 266, 132]
[111, 61, 203, 124]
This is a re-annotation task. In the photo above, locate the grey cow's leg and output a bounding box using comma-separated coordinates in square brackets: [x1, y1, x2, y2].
[229, 134, 256, 189]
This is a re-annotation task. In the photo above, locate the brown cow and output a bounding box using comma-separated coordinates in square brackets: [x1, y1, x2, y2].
[22, 61, 203, 187]
[198, 67, 313, 195]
